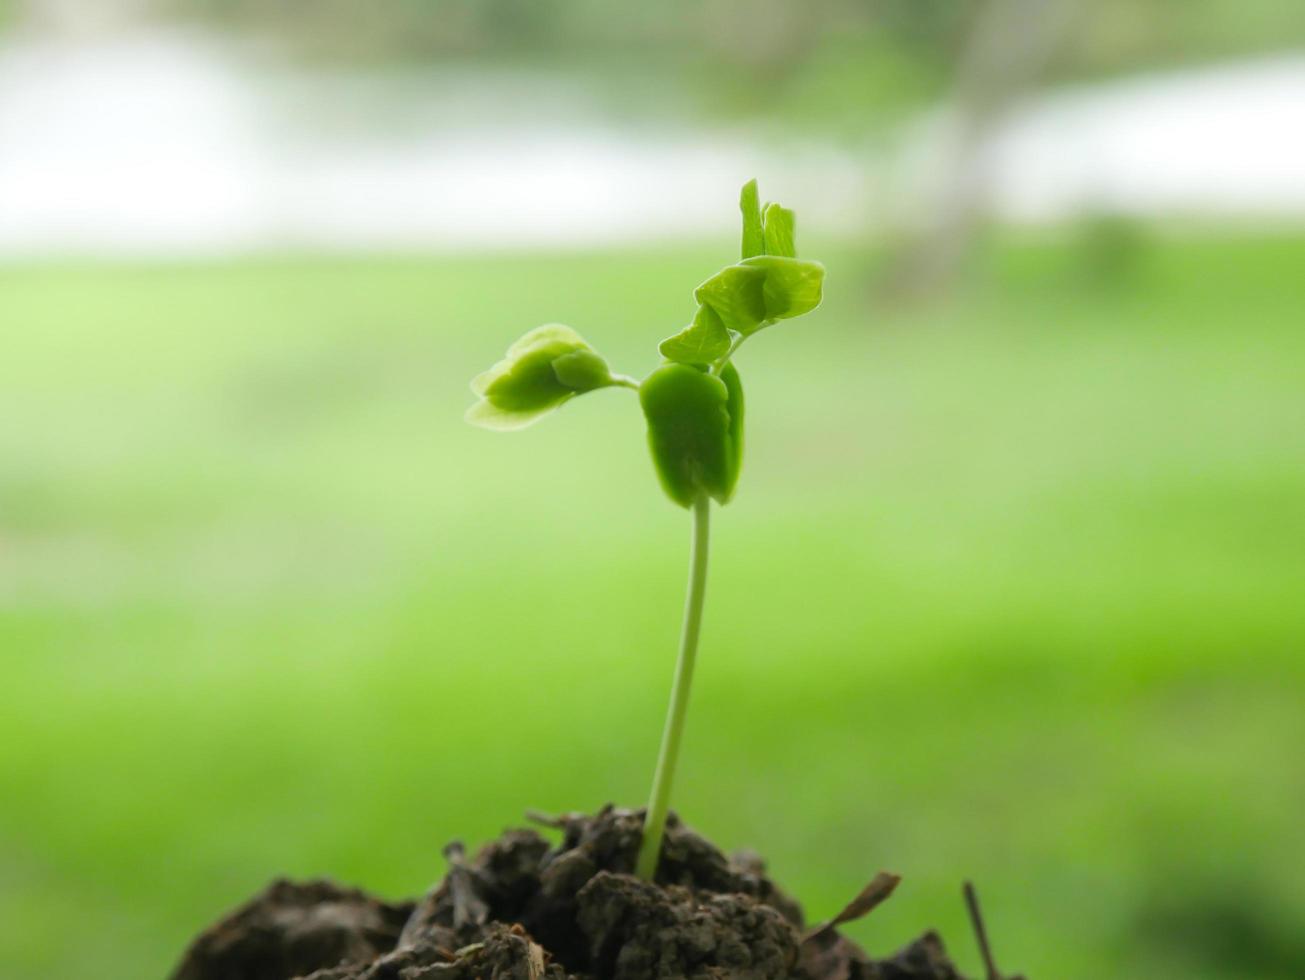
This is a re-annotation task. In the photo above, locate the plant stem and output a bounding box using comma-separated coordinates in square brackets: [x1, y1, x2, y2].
[711, 335, 747, 375]
[636, 492, 712, 880]
[711, 320, 771, 375]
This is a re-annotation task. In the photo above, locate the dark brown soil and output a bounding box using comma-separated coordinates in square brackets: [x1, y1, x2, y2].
[171, 806, 973, 980]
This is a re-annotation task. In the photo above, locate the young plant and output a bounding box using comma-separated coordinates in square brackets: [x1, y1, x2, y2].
[466, 180, 825, 880]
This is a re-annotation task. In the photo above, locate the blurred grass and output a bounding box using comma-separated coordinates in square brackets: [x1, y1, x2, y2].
[1, 233, 1303, 979]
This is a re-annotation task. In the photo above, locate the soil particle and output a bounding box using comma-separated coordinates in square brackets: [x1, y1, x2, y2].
[800, 928, 965, 980]
[170, 806, 973, 980]
[875, 931, 966, 979]
[170, 879, 413, 980]
[575, 871, 798, 979]
[300, 923, 578, 980]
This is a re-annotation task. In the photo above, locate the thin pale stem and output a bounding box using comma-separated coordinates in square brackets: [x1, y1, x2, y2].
[711, 335, 746, 375]
[636, 492, 712, 880]
[711, 320, 772, 375]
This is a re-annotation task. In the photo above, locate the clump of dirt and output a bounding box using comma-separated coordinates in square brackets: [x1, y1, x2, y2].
[170, 879, 412, 980]
[171, 806, 975, 980]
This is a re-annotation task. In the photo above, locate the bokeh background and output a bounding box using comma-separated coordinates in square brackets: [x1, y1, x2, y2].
[2, 2, 1304, 977]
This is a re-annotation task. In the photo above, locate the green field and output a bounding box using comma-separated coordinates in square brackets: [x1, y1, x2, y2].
[2, 234, 1303, 979]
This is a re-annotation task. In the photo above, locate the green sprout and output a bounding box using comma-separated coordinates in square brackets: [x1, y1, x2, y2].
[466, 180, 825, 880]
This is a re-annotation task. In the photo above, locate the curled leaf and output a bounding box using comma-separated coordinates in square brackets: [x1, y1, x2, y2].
[694, 264, 768, 336]
[659, 304, 732, 365]
[552, 348, 614, 391]
[742, 256, 825, 320]
[762, 203, 797, 258]
[464, 398, 559, 431]
[740, 179, 765, 260]
[466, 324, 616, 430]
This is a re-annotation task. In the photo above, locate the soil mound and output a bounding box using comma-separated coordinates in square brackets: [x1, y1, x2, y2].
[172, 806, 969, 980]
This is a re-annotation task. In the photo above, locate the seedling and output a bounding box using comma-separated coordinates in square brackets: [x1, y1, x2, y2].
[467, 180, 825, 880]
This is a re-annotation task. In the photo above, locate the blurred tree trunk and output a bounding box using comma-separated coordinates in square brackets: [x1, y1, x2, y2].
[880, 0, 1081, 303]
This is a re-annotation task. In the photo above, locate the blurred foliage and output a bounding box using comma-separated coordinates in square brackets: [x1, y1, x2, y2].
[1071, 212, 1155, 291]
[2, 233, 1303, 979]
[163, 0, 1305, 130]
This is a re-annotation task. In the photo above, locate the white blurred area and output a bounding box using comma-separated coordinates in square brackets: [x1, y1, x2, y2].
[0, 27, 869, 255]
[984, 55, 1305, 222]
[1, 1, 1304, 256]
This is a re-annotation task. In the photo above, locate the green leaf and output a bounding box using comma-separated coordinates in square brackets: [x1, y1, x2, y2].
[552, 348, 613, 391]
[694, 264, 768, 336]
[719, 361, 745, 503]
[740, 179, 764, 259]
[504, 323, 587, 362]
[762, 203, 796, 258]
[475, 342, 574, 413]
[466, 323, 614, 430]
[742, 256, 825, 320]
[658, 304, 731, 365]
[464, 396, 570, 431]
[639, 363, 743, 508]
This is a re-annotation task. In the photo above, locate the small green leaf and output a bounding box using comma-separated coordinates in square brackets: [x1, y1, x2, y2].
[464, 396, 568, 431]
[466, 324, 615, 430]
[762, 203, 796, 258]
[475, 342, 574, 412]
[658, 304, 731, 365]
[719, 361, 745, 503]
[740, 179, 764, 259]
[505, 323, 587, 361]
[552, 349, 613, 391]
[694, 264, 768, 336]
[742, 256, 825, 320]
[639, 363, 743, 508]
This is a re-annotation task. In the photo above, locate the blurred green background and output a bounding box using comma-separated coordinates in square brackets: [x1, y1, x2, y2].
[2, 3, 1305, 980]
